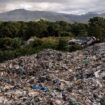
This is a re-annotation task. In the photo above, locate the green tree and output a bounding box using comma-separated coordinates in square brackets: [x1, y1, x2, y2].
[0, 22, 21, 38]
[71, 23, 88, 36]
[88, 17, 105, 40]
[47, 22, 61, 37]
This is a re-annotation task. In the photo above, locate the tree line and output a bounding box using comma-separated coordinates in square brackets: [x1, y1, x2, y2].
[0, 17, 105, 40]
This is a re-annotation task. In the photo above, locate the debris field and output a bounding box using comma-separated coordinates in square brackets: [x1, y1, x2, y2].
[0, 43, 105, 105]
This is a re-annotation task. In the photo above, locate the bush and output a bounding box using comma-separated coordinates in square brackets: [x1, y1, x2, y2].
[60, 32, 74, 37]
[0, 37, 22, 50]
[11, 38, 22, 48]
[0, 37, 13, 49]
[57, 38, 69, 51]
[30, 38, 42, 47]
[0, 47, 42, 62]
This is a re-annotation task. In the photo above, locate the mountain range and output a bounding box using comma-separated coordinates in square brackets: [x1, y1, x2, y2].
[0, 9, 105, 23]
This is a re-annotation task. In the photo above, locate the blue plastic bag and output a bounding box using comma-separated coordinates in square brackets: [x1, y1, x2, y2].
[32, 85, 48, 92]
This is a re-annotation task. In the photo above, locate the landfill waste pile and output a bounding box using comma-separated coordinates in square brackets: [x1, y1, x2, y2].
[0, 43, 105, 105]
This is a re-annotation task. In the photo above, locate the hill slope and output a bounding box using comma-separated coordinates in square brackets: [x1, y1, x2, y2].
[0, 9, 105, 22]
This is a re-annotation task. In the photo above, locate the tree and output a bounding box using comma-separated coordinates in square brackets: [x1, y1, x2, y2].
[47, 22, 61, 37]
[88, 17, 105, 40]
[18, 22, 28, 40]
[71, 23, 88, 36]
[0, 22, 21, 38]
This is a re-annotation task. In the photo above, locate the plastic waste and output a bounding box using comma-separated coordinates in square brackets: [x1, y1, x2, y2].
[32, 84, 48, 92]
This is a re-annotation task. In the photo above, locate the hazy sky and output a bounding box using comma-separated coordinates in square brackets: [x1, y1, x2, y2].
[0, 0, 105, 14]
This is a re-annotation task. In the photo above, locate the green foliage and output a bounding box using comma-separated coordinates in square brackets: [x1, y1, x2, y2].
[0, 22, 21, 38]
[41, 37, 58, 49]
[57, 38, 69, 51]
[0, 20, 75, 39]
[1, 17, 105, 62]
[0, 37, 71, 62]
[30, 38, 42, 47]
[60, 31, 74, 37]
[0, 37, 13, 49]
[88, 17, 105, 40]
[47, 23, 61, 37]
[71, 23, 88, 36]
[11, 38, 22, 48]
[0, 37, 22, 49]
[0, 47, 41, 62]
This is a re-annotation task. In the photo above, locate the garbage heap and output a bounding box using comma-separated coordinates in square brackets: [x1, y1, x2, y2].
[0, 43, 105, 105]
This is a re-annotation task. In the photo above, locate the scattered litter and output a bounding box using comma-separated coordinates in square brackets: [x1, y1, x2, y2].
[0, 43, 105, 105]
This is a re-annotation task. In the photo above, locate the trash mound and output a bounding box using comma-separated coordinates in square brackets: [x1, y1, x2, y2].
[0, 43, 105, 105]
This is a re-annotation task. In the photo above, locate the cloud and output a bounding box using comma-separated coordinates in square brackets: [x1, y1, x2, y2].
[0, 0, 105, 14]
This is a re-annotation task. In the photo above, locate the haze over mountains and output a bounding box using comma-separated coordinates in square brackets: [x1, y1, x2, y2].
[0, 9, 105, 23]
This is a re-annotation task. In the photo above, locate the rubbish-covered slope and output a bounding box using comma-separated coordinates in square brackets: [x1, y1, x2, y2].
[0, 43, 105, 105]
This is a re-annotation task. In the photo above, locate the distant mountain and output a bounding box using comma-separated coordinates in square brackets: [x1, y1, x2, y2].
[0, 9, 105, 23]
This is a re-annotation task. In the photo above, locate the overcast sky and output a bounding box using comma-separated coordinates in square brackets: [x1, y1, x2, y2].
[0, 0, 105, 14]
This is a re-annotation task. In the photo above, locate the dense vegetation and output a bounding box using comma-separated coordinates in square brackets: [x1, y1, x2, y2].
[0, 17, 105, 62]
